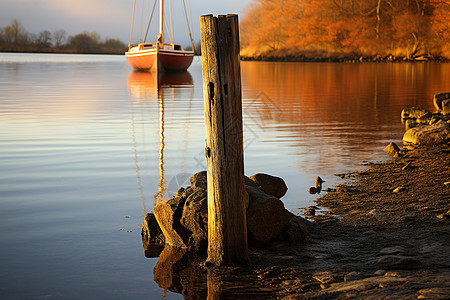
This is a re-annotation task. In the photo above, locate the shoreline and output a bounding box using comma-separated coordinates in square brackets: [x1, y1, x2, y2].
[272, 146, 450, 299]
[147, 146, 450, 299]
[240, 55, 450, 64]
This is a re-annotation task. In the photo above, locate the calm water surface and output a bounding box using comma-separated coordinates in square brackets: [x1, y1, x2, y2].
[0, 53, 449, 299]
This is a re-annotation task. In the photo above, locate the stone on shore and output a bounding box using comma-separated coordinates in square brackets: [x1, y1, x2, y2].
[149, 171, 309, 251]
[249, 173, 288, 198]
[246, 185, 291, 245]
[154, 197, 190, 248]
[401, 107, 432, 122]
[442, 99, 450, 115]
[433, 92, 450, 111]
[384, 142, 401, 157]
[403, 120, 450, 146]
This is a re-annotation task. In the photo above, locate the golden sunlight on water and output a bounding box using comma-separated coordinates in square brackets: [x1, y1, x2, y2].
[240, 61, 450, 178]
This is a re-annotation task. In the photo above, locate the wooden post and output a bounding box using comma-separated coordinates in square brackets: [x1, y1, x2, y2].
[200, 14, 248, 265]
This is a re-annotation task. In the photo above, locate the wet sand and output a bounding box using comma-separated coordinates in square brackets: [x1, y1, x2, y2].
[254, 146, 450, 299]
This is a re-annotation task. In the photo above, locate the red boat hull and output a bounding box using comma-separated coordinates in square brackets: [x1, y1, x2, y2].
[126, 47, 194, 72]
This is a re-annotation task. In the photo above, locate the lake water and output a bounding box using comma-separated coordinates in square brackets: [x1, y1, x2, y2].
[0, 53, 449, 299]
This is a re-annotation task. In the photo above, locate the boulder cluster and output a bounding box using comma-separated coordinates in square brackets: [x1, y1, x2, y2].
[401, 92, 450, 146]
[142, 171, 310, 253]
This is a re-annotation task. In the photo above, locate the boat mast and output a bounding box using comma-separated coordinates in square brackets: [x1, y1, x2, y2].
[158, 0, 164, 45]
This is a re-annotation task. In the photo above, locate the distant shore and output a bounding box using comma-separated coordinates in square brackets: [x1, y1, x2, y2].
[240, 53, 450, 63]
[0, 49, 125, 55]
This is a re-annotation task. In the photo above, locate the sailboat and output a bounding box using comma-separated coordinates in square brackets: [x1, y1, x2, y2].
[125, 0, 194, 72]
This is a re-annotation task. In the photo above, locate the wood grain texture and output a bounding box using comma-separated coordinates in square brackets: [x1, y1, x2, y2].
[200, 14, 248, 266]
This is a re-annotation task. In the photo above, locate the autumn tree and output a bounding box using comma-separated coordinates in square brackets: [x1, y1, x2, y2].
[240, 0, 450, 59]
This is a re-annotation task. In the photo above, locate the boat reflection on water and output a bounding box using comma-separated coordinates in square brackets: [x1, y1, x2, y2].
[127, 70, 193, 212]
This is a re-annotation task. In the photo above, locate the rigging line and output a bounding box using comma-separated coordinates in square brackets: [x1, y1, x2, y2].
[169, 0, 174, 42]
[164, 12, 173, 44]
[138, 0, 146, 42]
[182, 0, 195, 48]
[144, 0, 158, 43]
[128, 0, 137, 50]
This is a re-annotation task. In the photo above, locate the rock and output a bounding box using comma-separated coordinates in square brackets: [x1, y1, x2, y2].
[369, 209, 384, 217]
[384, 271, 400, 277]
[442, 99, 450, 115]
[384, 142, 401, 157]
[433, 92, 450, 111]
[246, 185, 292, 245]
[344, 271, 361, 282]
[403, 120, 450, 146]
[307, 187, 318, 194]
[363, 230, 376, 235]
[180, 188, 208, 250]
[244, 176, 258, 187]
[405, 119, 419, 130]
[189, 171, 207, 190]
[154, 197, 190, 248]
[249, 173, 288, 198]
[374, 269, 386, 276]
[321, 276, 406, 293]
[417, 113, 433, 125]
[418, 287, 450, 300]
[378, 246, 407, 255]
[401, 107, 432, 122]
[314, 176, 325, 193]
[393, 186, 406, 193]
[436, 213, 450, 220]
[304, 207, 316, 216]
[375, 255, 420, 269]
[282, 212, 310, 245]
[141, 213, 165, 257]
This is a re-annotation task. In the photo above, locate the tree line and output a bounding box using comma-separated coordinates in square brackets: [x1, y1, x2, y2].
[0, 19, 127, 54]
[240, 0, 450, 61]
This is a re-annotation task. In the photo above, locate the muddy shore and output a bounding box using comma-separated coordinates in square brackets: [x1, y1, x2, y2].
[153, 146, 449, 299]
[245, 146, 450, 299]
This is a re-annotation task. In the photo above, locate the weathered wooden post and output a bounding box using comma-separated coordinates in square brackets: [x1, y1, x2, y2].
[200, 14, 248, 265]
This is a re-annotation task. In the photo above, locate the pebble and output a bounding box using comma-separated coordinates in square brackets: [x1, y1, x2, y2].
[436, 213, 450, 220]
[304, 208, 315, 216]
[401, 163, 411, 170]
[375, 255, 420, 268]
[363, 230, 376, 235]
[369, 209, 384, 216]
[374, 269, 386, 276]
[320, 283, 330, 289]
[384, 271, 400, 277]
[401, 214, 416, 221]
[393, 186, 406, 193]
[378, 246, 407, 255]
[344, 271, 361, 282]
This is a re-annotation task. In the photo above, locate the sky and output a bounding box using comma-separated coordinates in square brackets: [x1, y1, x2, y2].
[0, 0, 253, 46]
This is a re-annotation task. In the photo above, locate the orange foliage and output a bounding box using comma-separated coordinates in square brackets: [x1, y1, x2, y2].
[240, 0, 450, 59]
